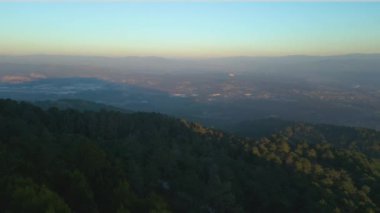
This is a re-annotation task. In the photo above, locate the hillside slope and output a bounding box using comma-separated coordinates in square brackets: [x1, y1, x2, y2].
[234, 118, 380, 158]
[0, 99, 379, 212]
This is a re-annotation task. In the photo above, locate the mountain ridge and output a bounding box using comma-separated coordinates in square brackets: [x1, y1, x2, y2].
[0, 98, 379, 212]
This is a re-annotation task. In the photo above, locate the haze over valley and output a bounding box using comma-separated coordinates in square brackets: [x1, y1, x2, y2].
[1, 54, 380, 130]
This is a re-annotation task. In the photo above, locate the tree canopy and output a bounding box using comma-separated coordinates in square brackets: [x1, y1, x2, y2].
[0, 99, 379, 212]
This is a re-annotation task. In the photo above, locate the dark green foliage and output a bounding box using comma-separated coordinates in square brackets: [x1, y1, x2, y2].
[35, 99, 129, 113]
[0, 99, 379, 212]
[234, 118, 380, 158]
[0, 177, 71, 213]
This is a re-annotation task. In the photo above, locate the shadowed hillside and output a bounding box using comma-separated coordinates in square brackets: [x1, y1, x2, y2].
[0, 99, 379, 212]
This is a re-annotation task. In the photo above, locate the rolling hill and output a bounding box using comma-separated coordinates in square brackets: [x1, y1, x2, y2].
[0, 99, 379, 212]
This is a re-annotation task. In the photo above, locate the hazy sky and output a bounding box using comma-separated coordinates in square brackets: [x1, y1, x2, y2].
[1, 2, 380, 57]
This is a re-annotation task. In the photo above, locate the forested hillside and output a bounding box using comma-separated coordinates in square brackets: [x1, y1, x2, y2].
[0, 99, 379, 212]
[234, 118, 380, 158]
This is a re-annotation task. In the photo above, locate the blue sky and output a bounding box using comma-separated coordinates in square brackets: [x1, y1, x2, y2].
[0, 2, 379, 57]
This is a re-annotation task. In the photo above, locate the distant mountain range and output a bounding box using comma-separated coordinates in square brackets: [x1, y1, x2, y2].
[1, 53, 380, 71]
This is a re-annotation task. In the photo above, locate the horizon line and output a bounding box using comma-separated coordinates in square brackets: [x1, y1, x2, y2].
[1, 0, 380, 2]
[1, 52, 380, 60]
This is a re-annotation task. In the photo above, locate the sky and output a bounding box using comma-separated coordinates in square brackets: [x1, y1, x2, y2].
[0, 2, 380, 57]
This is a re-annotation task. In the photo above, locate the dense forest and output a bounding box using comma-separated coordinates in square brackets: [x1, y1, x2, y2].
[0, 99, 379, 212]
